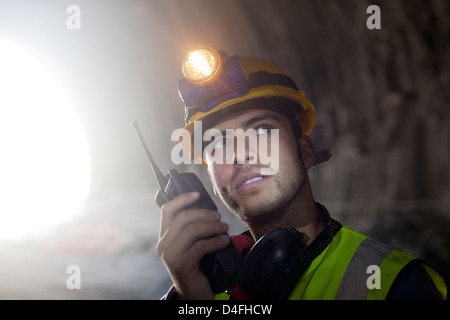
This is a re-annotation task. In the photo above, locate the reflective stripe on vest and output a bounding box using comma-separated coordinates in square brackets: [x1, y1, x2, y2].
[287, 226, 416, 300]
[334, 238, 392, 299]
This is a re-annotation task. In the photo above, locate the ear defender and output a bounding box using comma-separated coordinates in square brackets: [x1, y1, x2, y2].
[229, 229, 307, 300]
[227, 203, 334, 300]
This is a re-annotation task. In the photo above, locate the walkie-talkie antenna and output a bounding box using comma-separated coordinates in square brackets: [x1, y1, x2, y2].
[132, 121, 167, 189]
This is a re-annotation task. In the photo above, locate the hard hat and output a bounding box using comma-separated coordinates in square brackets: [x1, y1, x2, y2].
[177, 47, 316, 162]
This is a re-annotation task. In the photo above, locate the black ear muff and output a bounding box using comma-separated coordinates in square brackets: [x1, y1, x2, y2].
[228, 229, 307, 300]
[240, 228, 306, 300]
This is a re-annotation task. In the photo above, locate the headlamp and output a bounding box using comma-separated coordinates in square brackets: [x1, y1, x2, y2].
[182, 47, 223, 86]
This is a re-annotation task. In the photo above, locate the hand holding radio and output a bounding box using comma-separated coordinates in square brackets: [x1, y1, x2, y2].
[133, 121, 243, 299]
[157, 191, 231, 299]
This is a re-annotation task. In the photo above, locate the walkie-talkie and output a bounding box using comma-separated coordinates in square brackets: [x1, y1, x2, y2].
[132, 121, 243, 293]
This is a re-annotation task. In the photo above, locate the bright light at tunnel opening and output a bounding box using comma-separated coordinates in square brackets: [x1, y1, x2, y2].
[0, 38, 91, 240]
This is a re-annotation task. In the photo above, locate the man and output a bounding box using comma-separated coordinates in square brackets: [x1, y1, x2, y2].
[158, 47, 447, 300]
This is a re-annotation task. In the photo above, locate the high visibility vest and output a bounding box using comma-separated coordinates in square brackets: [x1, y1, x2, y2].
[216, 226, 447, 300]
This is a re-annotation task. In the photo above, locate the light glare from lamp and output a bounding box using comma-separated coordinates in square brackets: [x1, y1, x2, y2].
[182, 47, 221, 85]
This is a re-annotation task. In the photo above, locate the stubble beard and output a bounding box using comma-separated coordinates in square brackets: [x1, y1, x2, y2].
[217, 166, 306, 228]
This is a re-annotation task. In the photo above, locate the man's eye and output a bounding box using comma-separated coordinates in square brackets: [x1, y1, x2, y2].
[213, 138, 228, 150]
[255, 125, 272, 135]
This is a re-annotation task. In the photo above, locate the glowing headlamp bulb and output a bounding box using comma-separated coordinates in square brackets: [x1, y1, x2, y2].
[182, 47, 222, 85]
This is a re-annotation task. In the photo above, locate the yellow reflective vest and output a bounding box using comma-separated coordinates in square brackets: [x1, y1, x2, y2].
[216, 226, 447, 300]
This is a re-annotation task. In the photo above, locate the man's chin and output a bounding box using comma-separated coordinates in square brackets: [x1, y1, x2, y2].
[219, 188, 283, 223]
[233, 203, 282, 224]
[238, 210, 281, 227]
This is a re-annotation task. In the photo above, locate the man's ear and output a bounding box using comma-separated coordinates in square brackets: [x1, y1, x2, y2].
[299, 135, 316, 169]
[207, 168, 219, 196]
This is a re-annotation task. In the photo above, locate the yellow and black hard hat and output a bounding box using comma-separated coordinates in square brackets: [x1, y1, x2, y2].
[177, 47, 316, 161]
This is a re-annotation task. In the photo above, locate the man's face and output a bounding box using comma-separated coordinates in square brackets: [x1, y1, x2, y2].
[204, 108, 309, 225]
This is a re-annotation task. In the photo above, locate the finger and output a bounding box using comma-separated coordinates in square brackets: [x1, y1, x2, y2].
[158, 209, 221, 253]
[187, 234, 231, 264]
[180, 220, 229, 252]
[162, 233, 231, 277]
[160, 192, 201, 237]
[158, 219, 228, 256]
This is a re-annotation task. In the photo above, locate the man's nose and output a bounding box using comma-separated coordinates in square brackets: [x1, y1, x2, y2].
[233, 136, 258, 166]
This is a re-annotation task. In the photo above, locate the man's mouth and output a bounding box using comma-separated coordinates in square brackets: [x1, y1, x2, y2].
[242, 176, 263, 185]
[236, 173, 270, 191]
